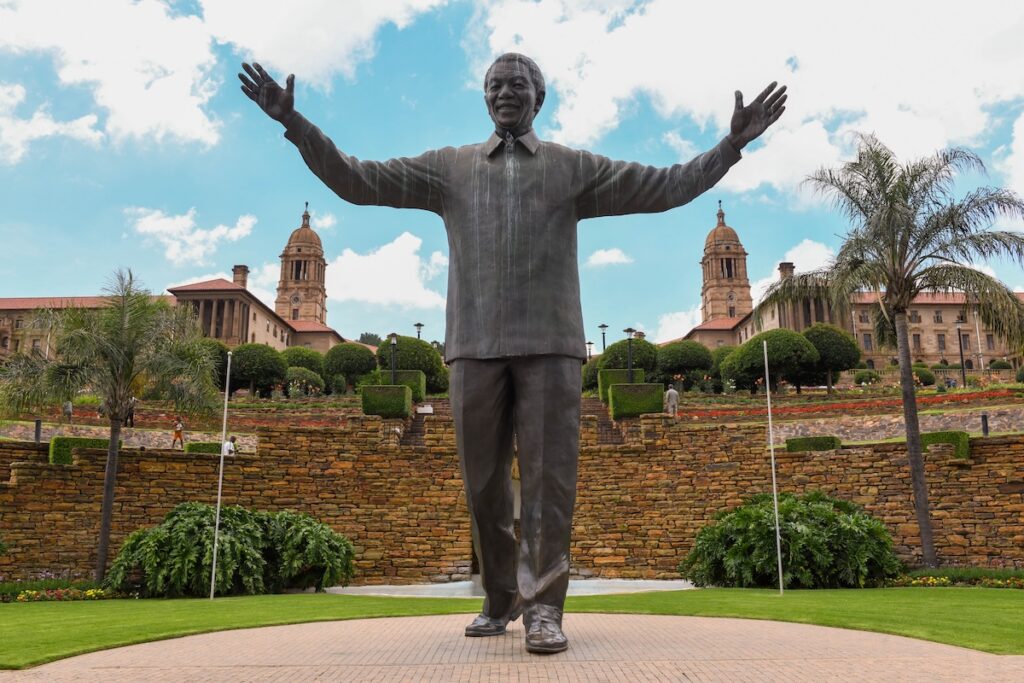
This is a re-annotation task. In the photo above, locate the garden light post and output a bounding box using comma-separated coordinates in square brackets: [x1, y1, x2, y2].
[956, 320, 966, 387]
[599, 323, 608, 352]
[210, 350, 232, 600]
[586, 341, 593, 361]
[414, 322, 423, 339]
[624, 327, 636, 383]
[389, 332, 398, 385]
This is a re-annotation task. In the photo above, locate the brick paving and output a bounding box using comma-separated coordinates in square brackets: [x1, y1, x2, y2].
[3, 614, 1023, 682]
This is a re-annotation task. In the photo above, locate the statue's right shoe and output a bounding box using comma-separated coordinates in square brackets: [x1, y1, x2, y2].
[464, 600, 523, 637]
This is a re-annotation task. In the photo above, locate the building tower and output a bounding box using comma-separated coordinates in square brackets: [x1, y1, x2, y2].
[700, 202, 753, 322]
[275, 203, 328, 325]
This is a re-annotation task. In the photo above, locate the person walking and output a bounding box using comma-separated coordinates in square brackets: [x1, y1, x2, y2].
[221, 435, 237, 457]
[171, 417, 185, 450]
[664, 385, 679, 417]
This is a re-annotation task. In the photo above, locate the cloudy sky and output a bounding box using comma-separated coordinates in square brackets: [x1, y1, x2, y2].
[2, 0, 1023, 344]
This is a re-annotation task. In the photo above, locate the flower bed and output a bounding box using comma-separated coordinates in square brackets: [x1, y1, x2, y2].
[15, 587, 116, 602]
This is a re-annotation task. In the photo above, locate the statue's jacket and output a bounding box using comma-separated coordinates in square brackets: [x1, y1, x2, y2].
[284, 114, 741, 361]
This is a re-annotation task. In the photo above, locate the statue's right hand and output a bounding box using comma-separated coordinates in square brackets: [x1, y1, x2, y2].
[239, 62, 295, 124]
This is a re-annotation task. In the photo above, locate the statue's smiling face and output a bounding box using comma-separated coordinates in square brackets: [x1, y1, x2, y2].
[485, 58, 543, 133]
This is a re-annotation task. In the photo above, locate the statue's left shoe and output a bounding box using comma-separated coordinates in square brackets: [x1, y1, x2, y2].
[523, 605, 568, 654]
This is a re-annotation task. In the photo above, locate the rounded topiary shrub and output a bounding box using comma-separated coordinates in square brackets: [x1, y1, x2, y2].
[232, 343, 287, 397]
[324, 342, 378, 389]
[912, 367, 936, 386]
[581, 358, 600, 391]
[854, 369, 881, 385]
[375, 336, 447, 393]
[656, 340, 712, 377]
[281, 346, 325, 378]
[679, 491, 902, 589]
[286, 366, 325, 397]
[988, 359, 1012, 370]
[597, 338, 658, 373]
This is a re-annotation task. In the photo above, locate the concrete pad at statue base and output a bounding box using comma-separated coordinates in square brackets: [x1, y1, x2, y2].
[325, 577, 694, 597]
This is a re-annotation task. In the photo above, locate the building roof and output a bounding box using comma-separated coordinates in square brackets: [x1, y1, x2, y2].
[286, 207, 323, 250]
[851, 291, 1024, 306]
[166, 278, 245, 293]
[704, 203, 741, 251]
[289, 320, 339, 334]
[0, 295, 173, 310]
[690, 316, 746, 332]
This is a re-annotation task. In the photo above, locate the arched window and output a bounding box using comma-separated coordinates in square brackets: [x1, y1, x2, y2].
[866, 359, 875, 369]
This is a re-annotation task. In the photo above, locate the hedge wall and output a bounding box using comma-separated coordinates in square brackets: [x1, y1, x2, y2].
[608, 383, 663, 419]
[921, 431, 971, 460]
[785, 435, 842, 452]
[392, 370, 427, 403]
[598, 368, 645, 403]
[49, 437, 116, 465]
[183, 442, 221, 454]
[361, 385, 412, 418]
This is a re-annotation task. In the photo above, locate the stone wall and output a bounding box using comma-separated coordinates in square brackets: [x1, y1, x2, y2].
[1, 414, 1023, 584]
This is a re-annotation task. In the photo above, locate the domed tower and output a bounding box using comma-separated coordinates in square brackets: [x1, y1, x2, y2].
[276, 204, 328, 325]
[700, 202, 753, 322]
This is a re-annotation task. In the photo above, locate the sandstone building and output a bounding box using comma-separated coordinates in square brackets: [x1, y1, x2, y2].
[681, 205, 1023, 370]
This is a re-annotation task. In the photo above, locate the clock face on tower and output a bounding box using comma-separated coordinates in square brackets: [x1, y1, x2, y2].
[290, 295, 301, 305]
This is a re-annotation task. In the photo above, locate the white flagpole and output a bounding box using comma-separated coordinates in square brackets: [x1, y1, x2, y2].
[210, 351, 232, 600]
[763, 341, 785, 596]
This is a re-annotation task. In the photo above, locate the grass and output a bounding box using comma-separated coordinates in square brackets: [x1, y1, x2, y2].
[1, 588, 1023, 669]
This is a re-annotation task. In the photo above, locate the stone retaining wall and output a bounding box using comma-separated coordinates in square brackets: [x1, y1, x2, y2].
[1, 414, 1022, 583]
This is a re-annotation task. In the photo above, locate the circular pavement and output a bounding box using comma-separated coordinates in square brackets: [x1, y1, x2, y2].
[3, 613, 1023, 682]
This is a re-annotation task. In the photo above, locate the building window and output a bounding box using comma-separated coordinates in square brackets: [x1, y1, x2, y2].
[866, 359, 875, 369]
[862, 333, 873, 351]
[14, 319, 23, 329]
[933, 311, 943, 323]
[253, 312, 257, 321]
[292, 308, 299, 320]
[937, 333, 946, 351]
[912, 333, 921, 351]
[965, 359, 974, 370]
[956, 312, 966, 323]
[273, 326, 278, 339]
[0, 337, 7, 349]
[858, 311, 869, 323]
[986, 334, 995, 351]
[13, 339, 20, 352]
[961, 334, 970, 351]
[251, 333, 256, 343]
[909, 310, 921, 323]
[31, 339, 41, 351]
[728, 306, 736, 317]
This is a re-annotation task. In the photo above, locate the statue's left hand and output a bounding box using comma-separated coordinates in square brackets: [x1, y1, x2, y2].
[726, 82, 787, 151]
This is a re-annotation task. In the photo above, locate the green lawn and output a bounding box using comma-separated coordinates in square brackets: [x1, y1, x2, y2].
[1, 588, 1022, 669]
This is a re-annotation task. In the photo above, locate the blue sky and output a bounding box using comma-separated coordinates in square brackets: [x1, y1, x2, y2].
[2, 0, 1023, 345]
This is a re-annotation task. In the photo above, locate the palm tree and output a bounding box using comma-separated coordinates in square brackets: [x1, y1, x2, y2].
[757, 135, 1024, 567]
[0, 270, 218, 580]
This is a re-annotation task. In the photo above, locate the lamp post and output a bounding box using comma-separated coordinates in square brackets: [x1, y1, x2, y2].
[955, 320, 966, 387]
[598, 323, 608, 352]
[586, 341, 594, 361]
[414, 322, 424, 339]
[624, 327, 636, 383]
[388, 332, 398, 385]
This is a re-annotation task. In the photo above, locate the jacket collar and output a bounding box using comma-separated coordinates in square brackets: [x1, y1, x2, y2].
[484, 129, 541, 157]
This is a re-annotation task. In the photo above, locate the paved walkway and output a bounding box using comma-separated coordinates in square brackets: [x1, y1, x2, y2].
[4, 613, 1023, 682]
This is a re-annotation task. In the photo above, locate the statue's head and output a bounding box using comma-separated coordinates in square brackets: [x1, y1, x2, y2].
[484, 53, 545, 134]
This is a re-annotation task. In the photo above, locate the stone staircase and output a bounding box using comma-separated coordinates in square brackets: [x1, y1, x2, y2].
[581, 397, 625, 445]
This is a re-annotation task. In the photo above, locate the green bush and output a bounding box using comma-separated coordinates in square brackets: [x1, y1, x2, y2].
[989, 359, 1012, 370]
[965, 374, 981, 387]
[719, 329, 819, 392]
[921, 431, 971, 459]
[197, 338, 230, 390]
[328, 374, 347, 394]
[49, 436, 116, 465]
[281, 347, 325, 378]
[853, 369, 881, 385]
[679, 491, 902, 589]
[183, 441, 221, 454]
[801, 324, 861, 390]
[786, 436, 842, 452]
[597, 368, 645, 403]
[912, 367, 936, 386]
[656, 340, 712, 385]
[912, 361, 929, 368]
[361, 385, 412, 418]
[324, 343, 377, 389]
[597, 338, 658, 373]
[285, 366, 325, 397]
[392, 370, 427, 402]
[71, 394, 101, 408]
[232, 343, 287, 397]
[1018, 367, 1024, 383]
[581, 359, 600, 391]
[608, 383, 663, 419]
[930, 362, 948, 370]
[105, 502, 354, 598]
[375, 336, 447, 393]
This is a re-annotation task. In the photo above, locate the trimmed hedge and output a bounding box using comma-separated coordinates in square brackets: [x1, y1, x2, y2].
[361, 385, 412, 418]
[49, 437, 116, 465]
[597, 368, 645, 403]
[183, 442, 221, 454]
[608, 383, 663, 419]
[393, 370, 427, 402]
[853, 369, 881, 385]
[786, 435, 842, 452]
[989, 359, 1012, 370]
[912, 367, 936, 386]
[921, 430, 971, 460]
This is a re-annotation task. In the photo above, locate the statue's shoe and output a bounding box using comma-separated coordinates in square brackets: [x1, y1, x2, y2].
[524, 619, 568, 654]
[464, 601, 522, 637]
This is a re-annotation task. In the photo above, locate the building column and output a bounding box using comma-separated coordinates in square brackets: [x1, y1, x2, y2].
[198, 299, 207, 335]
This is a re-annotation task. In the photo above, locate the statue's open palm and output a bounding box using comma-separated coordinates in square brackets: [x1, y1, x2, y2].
[239, 62, 295, 124]
[728, 82, 787, 150]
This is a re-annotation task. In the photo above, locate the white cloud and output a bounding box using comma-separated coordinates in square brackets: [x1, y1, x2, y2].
[325, 231, 446, 308]
[653, 304, 702, 343]
[662, 130, 697, 160]
[0, 83, 102, 164]
[0, 0, 220, 145]
[128, 207, 255, 266]
[310, 212, 337, 232]
[165, 271, 230, 291]
[751, 239, 835, 303]
[586, 247, 633, 266]
[473, 0, 1024, 197]
[246, 262, 281, 309]
[200, 0, 448, 87]
[995, 111, 1024, 231]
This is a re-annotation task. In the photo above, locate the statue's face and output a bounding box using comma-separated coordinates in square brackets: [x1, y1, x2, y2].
[485, 58, 543, 132]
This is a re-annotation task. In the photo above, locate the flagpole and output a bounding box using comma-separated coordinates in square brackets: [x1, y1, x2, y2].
[210, 351, 232, 600]
[763, 341, 784, 596]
